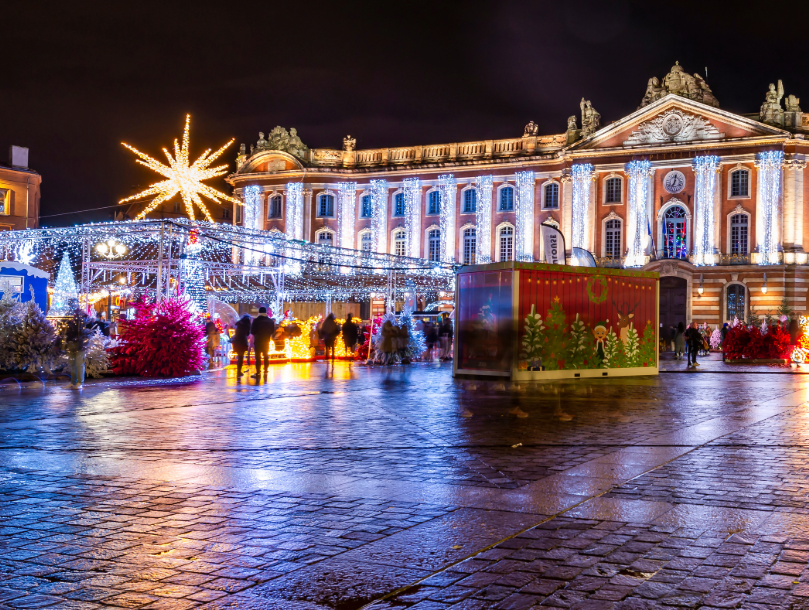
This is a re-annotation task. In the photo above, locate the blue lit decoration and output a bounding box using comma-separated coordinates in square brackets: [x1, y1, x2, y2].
[369, 179, 388, 253]
[337, 182, 357, 249]
[474, 175, 493, 264]
[756, 150, 784, 265]
[662, 205, 688, 259]
[625, 160, 653, 267]
[692, 155, 720, 266]
[403, 178, 421, 258]
[285, 182, 304, 242]
[438, 174, 457, 262]
[571, 164, 594, 253]
[515, 171, 535, 261]
[242, 185, 263, 265]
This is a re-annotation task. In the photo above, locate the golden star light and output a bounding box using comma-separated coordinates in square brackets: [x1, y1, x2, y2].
[120, 115, 241, 222]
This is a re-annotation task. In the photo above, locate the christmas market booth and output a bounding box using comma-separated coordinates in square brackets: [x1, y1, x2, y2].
[454, 261, 659, 380]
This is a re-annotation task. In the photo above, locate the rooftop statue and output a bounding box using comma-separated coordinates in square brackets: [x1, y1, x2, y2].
[343, 135, 356, 151]
[639, 62, 719, 108]
[253, 127, 310, 158]
[580, 98, 601, 137]
[760, 80, 785, 125]
[523, 121, 538, 137]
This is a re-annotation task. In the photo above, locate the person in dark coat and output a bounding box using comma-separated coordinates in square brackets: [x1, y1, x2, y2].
[321, 313, 339, 361]
[438, 314, 454, 361]
[342, 313, 359, 355]
[232, 314, 252, 376]
[684, 322, 701, 367]
[250, 307, 276, 377]
[789, 315, 801, 345]
[424, 321, 438, 360]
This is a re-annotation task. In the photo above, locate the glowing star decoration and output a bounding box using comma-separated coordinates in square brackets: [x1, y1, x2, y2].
[792, 316, 809, 363]
[120, 115, 241, 222]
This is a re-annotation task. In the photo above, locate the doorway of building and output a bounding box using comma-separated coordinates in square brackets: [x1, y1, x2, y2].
[659, 276, 687, 351]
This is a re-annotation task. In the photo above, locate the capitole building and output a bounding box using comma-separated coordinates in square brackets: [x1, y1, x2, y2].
[226, 62, 809, 329]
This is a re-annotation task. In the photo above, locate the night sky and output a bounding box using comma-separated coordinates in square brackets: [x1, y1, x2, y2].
[3, 0, 808, 226]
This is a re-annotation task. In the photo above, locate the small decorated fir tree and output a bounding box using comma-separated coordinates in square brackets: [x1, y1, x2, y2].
[9, 298, 58, 372]
[48, 254, 79, 317]
[520, 305, 545, 367]
[638, 323, 657, 367]
[623, 323, 640, 367]
[85, 328, 111, 378]
[602, 328, 621, 368]
[399, 304, 427, 360]
[566, 313, 589, 369]
[542, 297, 567, 370]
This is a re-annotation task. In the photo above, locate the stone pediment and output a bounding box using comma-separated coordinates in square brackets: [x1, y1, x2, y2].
[567, 95, 790, 152]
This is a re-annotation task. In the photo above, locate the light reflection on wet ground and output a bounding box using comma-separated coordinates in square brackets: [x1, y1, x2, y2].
[2, 362, 809, 608]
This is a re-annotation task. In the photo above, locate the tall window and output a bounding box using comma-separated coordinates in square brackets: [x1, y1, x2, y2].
[268, 195, 282, 218]
[360, 231, 372, 251]
[463, 189, 477, 213]
[463, 227, 476, 265]
[361, 195, 372, 218]
[730, 213, 748, 255]
[393, 192, 405, 216]
[318, 193, 335, 217]
[605, 177, 622, 204]
[235, 203, 243, 225]
[731, 169, 749, 198]
[727, 285, 746, 321]
[605, 219, 621, 259]
[544, 182, 559, 209]
[427, 191, 440, 215]
[222, 208, 231, 221]
[662, 205, 687, 259]
[317, 231, 334, 266]
[499, 226, 514, 261]
[428, 229, 441, 262]
[393, 229, 407, 256]
[499, 186, 514, 211]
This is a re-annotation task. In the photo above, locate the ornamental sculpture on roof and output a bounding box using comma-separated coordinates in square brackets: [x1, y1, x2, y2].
[640, 62, 719, 108]
[251, 126, 309, 158]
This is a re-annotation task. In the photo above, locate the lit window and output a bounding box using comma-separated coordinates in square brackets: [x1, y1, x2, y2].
[731, 169, 749, 198]
[394, 229, 407, 256]
[360, 232, 372, 251]
[428, 229, 441, 261]
[268, 195, 282, 218]
[500, 186, 514, 211]
[317, 231, 333, 247]
[544, 183, 559, 209]
[499, 226, 514, 261]
[393, 192, 405, 216]
[427, 191, 440, 215]
[361, 195, 372, 218]
[463, 189, 477, 213]
[605, 178, 622, 204]
[463, 227, 476, 265]
[318, 193, 335, 217]
[730, 213, 748, 254]
[605, 219, 621, 258]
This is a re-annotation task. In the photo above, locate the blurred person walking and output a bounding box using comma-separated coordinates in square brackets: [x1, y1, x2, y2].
[251, 307, 276, 378]
[232, 314, 252, 376]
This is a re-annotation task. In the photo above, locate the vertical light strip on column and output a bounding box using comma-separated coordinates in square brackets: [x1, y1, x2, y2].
[403, 178, 421, 258]
[242, 185, 262, 265]
[285, 182, 304, 241]
[337, 182, 357, 250]
[370, 179, 388, 253]
[756, 150, 784, 265]
[571, 164, 594, 252]
[438, 174, 457, 262]
[692, 155, 720, 266]
[625, 160, 652, 267]
[474, 175, 493, 264]
[515, 171, 536, 261]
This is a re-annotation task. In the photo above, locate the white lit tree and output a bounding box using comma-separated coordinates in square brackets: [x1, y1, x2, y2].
[602, 328, 621, 369]
[623, 323, 640, 367]
[48, 254, 79, 317]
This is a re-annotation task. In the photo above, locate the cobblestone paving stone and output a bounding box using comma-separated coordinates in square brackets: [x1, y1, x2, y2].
[2, 364, 809, 608]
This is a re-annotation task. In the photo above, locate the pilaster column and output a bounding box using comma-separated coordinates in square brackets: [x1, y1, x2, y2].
[783, 156, 807, 252]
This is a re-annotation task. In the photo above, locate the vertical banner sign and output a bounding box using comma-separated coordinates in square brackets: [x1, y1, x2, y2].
[541, 224, 566, 265]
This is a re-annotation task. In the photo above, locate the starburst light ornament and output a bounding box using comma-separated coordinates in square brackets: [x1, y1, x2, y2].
[120, 115, 241, 222]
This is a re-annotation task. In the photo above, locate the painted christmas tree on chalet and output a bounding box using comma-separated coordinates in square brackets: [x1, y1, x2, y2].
[48, 254, 78, 317]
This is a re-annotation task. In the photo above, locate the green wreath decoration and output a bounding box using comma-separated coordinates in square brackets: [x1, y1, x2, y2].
[586, 276, 608, 304]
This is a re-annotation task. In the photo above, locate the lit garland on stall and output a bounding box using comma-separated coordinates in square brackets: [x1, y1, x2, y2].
[692, 155, 720, 266]
[515, 171, 536, 262]
[792, 316, 809, 363]
[756, 150, 784, 265]
[474, 175, 492, 264]
[625, 160, 653, 267]
[120, 114, 241, 222]
[370, 179, 388, 253]
[438, 174, 457, 262]
[403, 178, 421, 258]
[337, 182, 357, 249]
[571, 164, 594, 253]
[285, 182, 304, 241]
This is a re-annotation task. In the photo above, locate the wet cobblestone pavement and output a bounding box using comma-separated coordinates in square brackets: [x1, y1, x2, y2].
[2, 363, 809, 608]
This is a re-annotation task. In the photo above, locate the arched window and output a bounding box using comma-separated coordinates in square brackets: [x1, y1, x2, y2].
[393, 192, 405, 216]
[463, 189, 477, 213]
[317, 231, 334, 247]
[605, 177, 622, 204]
[360, 231, 372, 251]
[427, 191, 440, 215]
[428, 229, 441, 262]
[360, 195, 372, 218]
[727, 285, 746, 321]
[499, 186, 514, 211]
[605, 219, 621, 259]
[268, 195, 282, 218]
[544, 183, 559, 209]
[730, 214, 748, 255]
[393, 229, 407, 256]
[499, 226, 514, 261]
[463, 227, 476, 265]
[662, 205, 687, 259]
[731, 169, 750, 198]
[318, 193, 335, 217]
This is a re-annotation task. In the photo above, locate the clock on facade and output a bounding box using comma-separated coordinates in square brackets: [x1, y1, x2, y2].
[663, 170, 686, 194]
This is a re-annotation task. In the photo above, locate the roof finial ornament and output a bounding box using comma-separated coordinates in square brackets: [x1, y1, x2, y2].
[639, 62, 719, 109]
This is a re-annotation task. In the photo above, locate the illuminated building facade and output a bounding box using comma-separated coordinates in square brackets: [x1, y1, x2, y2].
[0, 146, 41, 231]
[227, 63, 809, 327]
